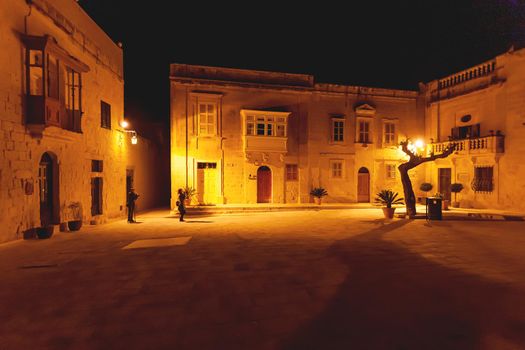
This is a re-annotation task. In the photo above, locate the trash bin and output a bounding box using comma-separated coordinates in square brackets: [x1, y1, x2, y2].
[426, 197, 442, 220]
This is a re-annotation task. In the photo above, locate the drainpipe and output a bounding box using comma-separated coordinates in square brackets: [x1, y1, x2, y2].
[185, 87, 189, 188]
[24, 1, 32, 34]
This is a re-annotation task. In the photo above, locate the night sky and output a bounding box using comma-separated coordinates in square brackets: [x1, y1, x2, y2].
[78, 0, 525, 124]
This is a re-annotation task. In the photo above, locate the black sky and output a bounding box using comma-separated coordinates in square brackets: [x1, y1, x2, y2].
[78, 0, 525, 124]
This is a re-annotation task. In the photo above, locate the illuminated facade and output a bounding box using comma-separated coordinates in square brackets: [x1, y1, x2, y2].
[0, 0, 165, 243]
[170, 64, 425, 207]
[424, 47, 525, 212]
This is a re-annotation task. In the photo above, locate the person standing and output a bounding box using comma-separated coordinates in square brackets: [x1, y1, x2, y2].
[127, 187, 139, 223]
[177, 188, 186, 222]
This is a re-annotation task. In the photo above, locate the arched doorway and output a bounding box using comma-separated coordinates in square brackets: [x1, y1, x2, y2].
[38, 152, 59, 226]
[357, 167, 370, 202]
[257, 166, 272, 203]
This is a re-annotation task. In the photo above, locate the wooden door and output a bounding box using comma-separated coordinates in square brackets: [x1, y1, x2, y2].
[439, 168, 452, 200]
[357, 167, 370, 202]
[257, 166, 272, 203]
[39, 153, 53, 226]
[197, 162, 217, 204]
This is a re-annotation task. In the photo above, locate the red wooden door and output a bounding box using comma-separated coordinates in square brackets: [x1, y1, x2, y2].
[257, 166, 272, 203]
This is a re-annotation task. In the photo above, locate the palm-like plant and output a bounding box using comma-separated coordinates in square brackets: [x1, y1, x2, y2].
[375, 190, 404, 208]
[310, 187, 328, 198]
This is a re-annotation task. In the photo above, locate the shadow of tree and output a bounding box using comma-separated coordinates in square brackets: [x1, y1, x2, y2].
[283, 219, 525, 350]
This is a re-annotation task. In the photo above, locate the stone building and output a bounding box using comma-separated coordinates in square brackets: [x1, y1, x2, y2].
[0, 0, 166, 243]
[170, 64, 425, 207]
[424, 47, 525, 212]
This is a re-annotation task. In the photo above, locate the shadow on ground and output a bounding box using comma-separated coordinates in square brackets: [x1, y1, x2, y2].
[283, 219, 525, 350]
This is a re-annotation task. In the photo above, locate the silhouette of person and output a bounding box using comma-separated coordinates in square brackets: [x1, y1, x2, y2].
[126, 187, 139, 223]
[177, 188, 186, 222]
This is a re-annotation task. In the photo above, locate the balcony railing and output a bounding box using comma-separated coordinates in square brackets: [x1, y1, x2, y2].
[430, 135, 504, 155]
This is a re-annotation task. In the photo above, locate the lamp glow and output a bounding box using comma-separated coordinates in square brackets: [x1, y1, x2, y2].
[415, 139, 424, 149]
[120, 120, 129, 129]
[131, 134, 138, 145]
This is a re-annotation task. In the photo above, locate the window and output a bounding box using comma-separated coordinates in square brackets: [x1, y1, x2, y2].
[91, 160, 103, 172]
[197, 162, 217, 169]
[245, 115, 286, 137]
[198, 102, 216, 135]
[65, 67, 82, 132]
[91, 177, 103, 216]
[47, 54, 59, 99]
[358, 120, 370, 143]
[332, 119, 345, 142]
[386, 164, 396, 179]
[451, 123, 480, 140]
[101, 101, 111, 129]
[28, 49, 43, 96]
[286, 164, 298, 181]
[330, 160, 344, 179]
[384, 122, 396, 145]
[472, 166, 493, 192]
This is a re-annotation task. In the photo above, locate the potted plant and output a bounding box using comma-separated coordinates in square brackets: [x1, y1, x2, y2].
[419, 182, 433, 199]
[67, 201, 83, 231]
[375, 189, 404, 219]
[450, 183, 464, 208]
[183, 186, 197, 206]
[36, 225, 54, 239]
[310, 187, 328, 205]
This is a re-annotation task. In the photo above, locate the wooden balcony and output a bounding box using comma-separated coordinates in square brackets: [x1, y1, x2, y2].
[430, 135, 504, 155]
[243, 135, 287, 153]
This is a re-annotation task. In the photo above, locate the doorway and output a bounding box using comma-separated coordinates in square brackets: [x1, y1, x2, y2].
[197, 162, 218, 204]
[438, 168, 452, 200]
[257, 166, 272, 203]
[357, 167, 370, 202]
[38, 152, 58, 226]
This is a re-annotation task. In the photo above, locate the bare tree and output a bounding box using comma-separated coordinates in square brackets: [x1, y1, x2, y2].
[398, 139, 456, 218]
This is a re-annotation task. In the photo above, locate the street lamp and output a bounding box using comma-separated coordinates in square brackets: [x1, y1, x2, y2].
[119, 119, 138, 145]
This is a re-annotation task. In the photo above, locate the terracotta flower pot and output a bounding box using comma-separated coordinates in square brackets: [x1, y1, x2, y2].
[314, 197, 322, 205]
[382, 207, 396, 219]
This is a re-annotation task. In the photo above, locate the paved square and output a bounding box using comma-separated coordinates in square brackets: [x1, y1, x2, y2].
[0, 209, 524, 349]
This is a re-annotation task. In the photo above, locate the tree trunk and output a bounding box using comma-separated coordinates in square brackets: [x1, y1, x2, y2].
[399, 163, 417, 218]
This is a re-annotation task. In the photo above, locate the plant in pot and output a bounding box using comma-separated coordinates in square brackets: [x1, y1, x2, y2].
[310, 187, 328, 205]
[375, 189, 404, 219]
[183, 186, 197, 206]
[419, 182, 433, 200]
[67, 201, 83, 231]
[450, 183, 464, 208]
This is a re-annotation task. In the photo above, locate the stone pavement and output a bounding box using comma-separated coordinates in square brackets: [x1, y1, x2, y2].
[1, 209, 525, 349]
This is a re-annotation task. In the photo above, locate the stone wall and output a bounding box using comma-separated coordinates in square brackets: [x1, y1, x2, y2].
[0, 0, 164, 243]
[170, 65, 423, 207]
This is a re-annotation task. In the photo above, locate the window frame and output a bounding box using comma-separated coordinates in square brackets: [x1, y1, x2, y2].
[197, 102, 217, 136]
[100, 100, 111, 129]
[385, 164, 397, 180]
[331, 117, 345, 143]
[383, 120, 397, 146]
[472, 166, 493, 192]
[286, 164, 298, 181]
[357, 119, 371, 144]
[241, 110, 289, 138]
[330, 159, 344, 179]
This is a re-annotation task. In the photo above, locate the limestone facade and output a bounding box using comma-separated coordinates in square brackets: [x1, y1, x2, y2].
[170, 64, 425, 207]
[423, 47, 525, 212]
[0, 0, 164, 243]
